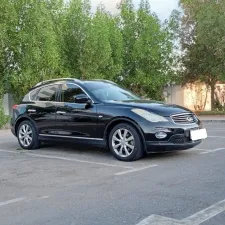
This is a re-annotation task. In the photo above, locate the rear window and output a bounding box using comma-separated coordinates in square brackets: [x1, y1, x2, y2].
[36, 85, 58, 101]
[29, 89, 40, 101]
[22, 94, 30, 102]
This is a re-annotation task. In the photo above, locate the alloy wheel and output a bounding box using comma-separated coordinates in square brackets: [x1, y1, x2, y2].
[19, 124, 33, 147]
[112, 128, 135, 158]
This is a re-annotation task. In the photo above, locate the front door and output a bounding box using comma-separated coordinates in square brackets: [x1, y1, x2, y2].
[54, 83, 98, 139]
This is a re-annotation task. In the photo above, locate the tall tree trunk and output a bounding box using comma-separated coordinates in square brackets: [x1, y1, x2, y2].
[210, 82, 216, 111]
[203, 86, 209, 111]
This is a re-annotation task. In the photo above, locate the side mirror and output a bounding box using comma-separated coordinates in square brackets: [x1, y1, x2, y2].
[74, 94, 91, 104]
[86, 99, 92, 106]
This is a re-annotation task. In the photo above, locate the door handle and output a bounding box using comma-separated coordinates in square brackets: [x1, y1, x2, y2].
[56, 111, 66, 115]
[28, 109, 36, 113]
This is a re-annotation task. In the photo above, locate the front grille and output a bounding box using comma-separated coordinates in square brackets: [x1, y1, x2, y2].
[171, 113, 197, 124]
[173, 138, 185, 144]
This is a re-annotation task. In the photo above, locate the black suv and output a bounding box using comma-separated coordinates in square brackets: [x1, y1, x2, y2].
[11, 78, 207, 161]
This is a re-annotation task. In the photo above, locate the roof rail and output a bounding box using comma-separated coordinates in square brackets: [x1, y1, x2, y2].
[92, 79, 116, 84]
[34, 78, 80, 88]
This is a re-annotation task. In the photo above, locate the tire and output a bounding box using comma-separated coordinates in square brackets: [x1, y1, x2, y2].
[17, 120, 40, 150]
[108, 123, 144, 161]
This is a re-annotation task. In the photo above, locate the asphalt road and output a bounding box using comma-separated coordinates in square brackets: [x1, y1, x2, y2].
[0, 122, 225, 225]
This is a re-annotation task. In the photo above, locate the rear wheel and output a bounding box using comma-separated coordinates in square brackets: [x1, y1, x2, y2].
[17, 120, 40, 150]
[108, 123, 144, 161]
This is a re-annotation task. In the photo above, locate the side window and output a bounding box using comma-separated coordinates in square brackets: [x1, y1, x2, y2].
[60, 84, 86, 103]
[22, 94, 30, 102]
[30, 88, 40, 101]
[36, 85, 58, 101]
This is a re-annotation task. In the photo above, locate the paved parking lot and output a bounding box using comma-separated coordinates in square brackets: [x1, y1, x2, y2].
[0, 122, 225, 225]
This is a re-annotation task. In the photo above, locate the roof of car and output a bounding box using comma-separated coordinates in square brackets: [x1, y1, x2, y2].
[31, 78, 115, 90]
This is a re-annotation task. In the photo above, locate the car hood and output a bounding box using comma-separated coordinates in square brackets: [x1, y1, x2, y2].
[104, 100, 193, 117]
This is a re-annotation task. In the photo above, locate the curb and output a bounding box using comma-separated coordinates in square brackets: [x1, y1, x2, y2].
[201, 120, 225, 123]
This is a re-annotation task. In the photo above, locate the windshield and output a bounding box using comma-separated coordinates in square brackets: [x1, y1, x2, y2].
[84, 82, 141, 101]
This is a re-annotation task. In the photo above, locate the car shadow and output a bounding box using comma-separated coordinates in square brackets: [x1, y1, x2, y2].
[39, 142, 195, 162]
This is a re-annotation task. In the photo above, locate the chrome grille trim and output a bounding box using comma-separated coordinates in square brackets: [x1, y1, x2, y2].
[171, 113, 197, 125]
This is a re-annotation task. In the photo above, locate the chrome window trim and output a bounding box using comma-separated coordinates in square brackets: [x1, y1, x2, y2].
[39, 134, 103, 141]
[29, 82, 94, 104]
[34, 78, 80, 87]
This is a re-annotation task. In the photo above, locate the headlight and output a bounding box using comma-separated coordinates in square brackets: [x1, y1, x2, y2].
[131, 108, 168, 122]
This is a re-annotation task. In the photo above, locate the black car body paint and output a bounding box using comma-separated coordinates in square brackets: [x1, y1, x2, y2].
[11, 79, 205, 155]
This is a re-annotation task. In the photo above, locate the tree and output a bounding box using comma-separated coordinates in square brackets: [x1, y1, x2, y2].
[119, 0, 178, 99]
[0, 0, 18, 126]
[119, 0, 137, 79]
[180, 0, 225, 109]
[62, 0, 91, 78]
[5, 0, 61, 101]
[0, 0, 178, 106]
[0, 0, 17, 91]
[79, 5, 112, 79]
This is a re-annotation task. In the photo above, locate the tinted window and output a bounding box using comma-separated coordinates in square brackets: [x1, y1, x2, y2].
[60, 84, 85, 103]
[84, 82, 140, 101]
[22, 94, 29, 102]
[30, 89, 40, 101]
[36, 85, 58, 101]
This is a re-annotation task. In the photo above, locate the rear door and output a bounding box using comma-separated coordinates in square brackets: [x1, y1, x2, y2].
[27, 84, 59, 135]
[54, 83, 98, 139]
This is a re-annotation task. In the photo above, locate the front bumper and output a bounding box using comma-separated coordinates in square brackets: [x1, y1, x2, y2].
[138, 119, 204, 153]
[146, 136, 202, 153]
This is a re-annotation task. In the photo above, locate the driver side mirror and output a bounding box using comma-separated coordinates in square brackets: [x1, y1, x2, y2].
[74, 94, 91, 104]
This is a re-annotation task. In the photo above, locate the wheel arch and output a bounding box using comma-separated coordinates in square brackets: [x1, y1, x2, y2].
[15, 116, 37, 137]
[104, 117, 147, 152]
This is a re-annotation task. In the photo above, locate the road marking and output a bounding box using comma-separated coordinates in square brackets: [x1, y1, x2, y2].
[136, 199, 225, 225]
[207, 128, 225, 130]
[208, 136, 225, 139]
[0, 149, 133, 169]
[39, 196, 50, 200]
[184, 199, 225, 224]
[25, 196, 50, 203]
[136, 214, 184, 225]
[193, 148, 210, 151]
[115, 165, 158, 176]
[0, 197, 25, 208]
[0, 196, 50, 206]
[199, 148, 225, 155]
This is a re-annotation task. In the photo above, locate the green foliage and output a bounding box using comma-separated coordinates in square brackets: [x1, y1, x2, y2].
[180, 0, 225, 109]
[0, 88, 9, 128]
[120, 0, 179, 99]
[0, 0, 177, 102]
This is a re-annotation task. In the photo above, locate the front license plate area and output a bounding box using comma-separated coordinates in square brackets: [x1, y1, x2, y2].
[190, 128, 207, 141]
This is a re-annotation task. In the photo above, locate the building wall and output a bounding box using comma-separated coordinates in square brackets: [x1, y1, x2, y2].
[165, 83, 212, 111]
[183, 83, 211, 111]
[164, 85, 184, 106]
[3, 94, 14, 116]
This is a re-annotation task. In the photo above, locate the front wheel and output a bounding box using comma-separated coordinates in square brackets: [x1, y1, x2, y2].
[108, 123, 144, 161]
[17, 120, 40, 150]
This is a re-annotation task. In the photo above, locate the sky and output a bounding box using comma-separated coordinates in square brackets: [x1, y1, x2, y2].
[91, 0, 179, 21]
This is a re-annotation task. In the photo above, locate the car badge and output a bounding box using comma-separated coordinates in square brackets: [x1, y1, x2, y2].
[187, 116, 194, 122]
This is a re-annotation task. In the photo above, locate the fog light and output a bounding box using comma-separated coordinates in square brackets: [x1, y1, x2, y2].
[155, 132, 167, 139]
